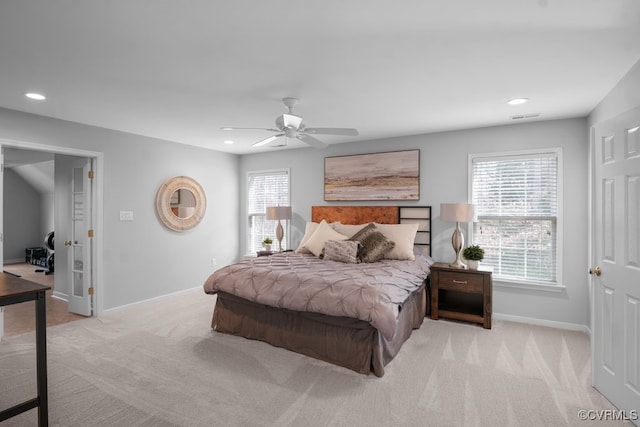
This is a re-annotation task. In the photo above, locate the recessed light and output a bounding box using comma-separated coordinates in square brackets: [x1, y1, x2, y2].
[223, 140, 235, 145]
[25, 92, 46, 101]
[507, 98, 528, 106]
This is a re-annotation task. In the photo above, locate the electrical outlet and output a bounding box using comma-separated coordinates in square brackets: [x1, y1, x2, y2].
[119, 211, 134, 221]
[211, 258, 217, 267]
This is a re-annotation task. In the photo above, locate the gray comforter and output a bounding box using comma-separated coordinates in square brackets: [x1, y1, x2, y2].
[203, 252, 432, 340]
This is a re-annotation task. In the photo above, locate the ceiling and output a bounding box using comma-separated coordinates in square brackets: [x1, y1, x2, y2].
[1, 1, 639, 155]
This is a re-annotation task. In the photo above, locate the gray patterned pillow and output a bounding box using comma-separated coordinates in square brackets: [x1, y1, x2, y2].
[349, 223, 395, 263]
[323, 240, 361, 264]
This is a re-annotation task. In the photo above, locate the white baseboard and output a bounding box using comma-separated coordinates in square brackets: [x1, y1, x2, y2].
[493, 312, 589, 333]
[52, 291, 68, 302]
[103, 286, 202, 315]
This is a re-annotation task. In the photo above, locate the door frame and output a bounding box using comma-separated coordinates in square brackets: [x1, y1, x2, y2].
[0, 137, 104, 316]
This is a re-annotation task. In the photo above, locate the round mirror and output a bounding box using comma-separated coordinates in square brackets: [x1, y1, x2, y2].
[156, 176, 206, 231]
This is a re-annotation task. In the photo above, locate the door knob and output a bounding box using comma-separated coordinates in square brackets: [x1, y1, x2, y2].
[589, 266, 602, 276]
[64, 240, 72, 246]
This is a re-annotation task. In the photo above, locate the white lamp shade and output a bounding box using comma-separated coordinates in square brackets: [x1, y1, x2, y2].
[440, 203, 477, 222]
[266, 206, 292, 220]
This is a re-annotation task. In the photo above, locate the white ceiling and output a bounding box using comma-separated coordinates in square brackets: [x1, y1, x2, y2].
[1, 0, 639, 155]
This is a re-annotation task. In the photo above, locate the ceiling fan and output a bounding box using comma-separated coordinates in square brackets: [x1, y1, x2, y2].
[221, 97, 359, 149]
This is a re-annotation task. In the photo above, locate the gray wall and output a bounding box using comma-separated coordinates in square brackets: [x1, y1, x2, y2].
[0, 107, 240, 311]
[240, 117, 590, 328]
[3, 169, 43, 261]
[589, 59, 640, 126]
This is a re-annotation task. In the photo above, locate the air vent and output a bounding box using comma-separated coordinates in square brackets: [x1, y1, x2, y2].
[511, 113, 541, 120]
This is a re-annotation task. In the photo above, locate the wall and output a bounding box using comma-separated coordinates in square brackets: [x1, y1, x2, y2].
[240, 118, 589, 328]
[0, 107, 240, 311]
[589, 59, 640, 126]
[3, 169, 42, 262]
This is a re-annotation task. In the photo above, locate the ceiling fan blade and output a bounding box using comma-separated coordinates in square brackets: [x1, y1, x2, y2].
[253, 134, 284, 147]
[221, 127, 280, 132]
[302, 127, 359, 136]
[297, 134, 327, 149]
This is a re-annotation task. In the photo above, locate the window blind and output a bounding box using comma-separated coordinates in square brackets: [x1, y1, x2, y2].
[247, 169, 290, 253]
[471, 152, 559, 284]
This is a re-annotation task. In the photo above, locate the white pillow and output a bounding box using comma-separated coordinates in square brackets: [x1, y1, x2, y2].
[296, 221, 339, 253]
[332, 223, 367, 238]
[303, 220, 348, 257]
[295, 222, 320, 253]
[374, 222, 419, 260]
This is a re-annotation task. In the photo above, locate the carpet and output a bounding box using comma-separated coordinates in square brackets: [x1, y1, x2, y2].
[0, 289, 628, 426]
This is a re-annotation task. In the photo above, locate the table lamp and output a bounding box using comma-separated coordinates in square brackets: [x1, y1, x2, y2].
[266, 206, 292, 252]
[441, 203, 477, 269]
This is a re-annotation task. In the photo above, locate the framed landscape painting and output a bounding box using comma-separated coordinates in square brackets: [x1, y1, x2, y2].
[324, 149, 420, 201]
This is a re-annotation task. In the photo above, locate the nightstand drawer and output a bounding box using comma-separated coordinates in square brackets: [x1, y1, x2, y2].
[438, 271, 483, 292]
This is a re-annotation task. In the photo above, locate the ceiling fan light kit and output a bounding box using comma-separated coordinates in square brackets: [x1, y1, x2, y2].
[223, 97, 359, 149]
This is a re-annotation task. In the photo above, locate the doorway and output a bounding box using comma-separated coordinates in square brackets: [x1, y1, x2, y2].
[0, 138, 103, 339]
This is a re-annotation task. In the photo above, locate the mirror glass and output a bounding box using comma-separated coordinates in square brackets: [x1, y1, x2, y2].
[170, 188, 197, 219]
[156, 176, 206, 232]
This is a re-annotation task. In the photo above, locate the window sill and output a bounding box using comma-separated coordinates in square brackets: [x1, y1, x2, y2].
[493, 279, 566, 293]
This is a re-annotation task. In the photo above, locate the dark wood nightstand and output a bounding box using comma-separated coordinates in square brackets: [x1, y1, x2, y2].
[430, 262, 492, 329]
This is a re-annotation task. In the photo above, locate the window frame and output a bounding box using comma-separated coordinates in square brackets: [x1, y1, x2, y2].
[468, 148, 564, 291]
[246, 168, 291, 255]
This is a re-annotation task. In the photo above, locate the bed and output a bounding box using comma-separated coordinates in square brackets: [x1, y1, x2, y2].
[203, 205, 432, 376]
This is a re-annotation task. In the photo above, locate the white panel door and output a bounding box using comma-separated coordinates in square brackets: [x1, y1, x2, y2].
[592, 106, 640, 423]
[0, 146, 4, 339]
[66, 157, 93, 316]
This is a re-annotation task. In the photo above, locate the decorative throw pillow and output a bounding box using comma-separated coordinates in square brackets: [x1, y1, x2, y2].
[303, 220, 348, 257]
[323, 240, 360, 264]
[349, 223, 395, 263]
[374, 222, 420, 260]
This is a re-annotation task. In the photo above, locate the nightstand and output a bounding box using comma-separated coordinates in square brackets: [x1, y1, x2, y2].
[430, 262, 492, 329]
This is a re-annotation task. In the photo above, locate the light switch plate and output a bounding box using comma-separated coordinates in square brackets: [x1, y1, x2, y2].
[119, 211, 134, 221]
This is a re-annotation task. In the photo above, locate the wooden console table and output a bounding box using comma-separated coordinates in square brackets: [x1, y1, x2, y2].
[0, 273, 50, 426]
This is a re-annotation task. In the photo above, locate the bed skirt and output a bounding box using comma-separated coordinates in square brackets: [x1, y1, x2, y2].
[211, 284, 427, 377]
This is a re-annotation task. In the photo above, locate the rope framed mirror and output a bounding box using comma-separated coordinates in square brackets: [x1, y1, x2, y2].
[155, 176, 206, 232]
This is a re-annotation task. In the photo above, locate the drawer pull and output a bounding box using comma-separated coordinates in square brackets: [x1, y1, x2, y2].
[452, 280, 468, 284]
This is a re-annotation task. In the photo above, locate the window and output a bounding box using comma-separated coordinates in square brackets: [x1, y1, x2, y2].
[469, 149, 561, 286]
[247, 169, 290, 254]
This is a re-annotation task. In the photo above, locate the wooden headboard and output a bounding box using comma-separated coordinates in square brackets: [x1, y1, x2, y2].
[311, 205, 432, 256]
[312, 206, 399, 224]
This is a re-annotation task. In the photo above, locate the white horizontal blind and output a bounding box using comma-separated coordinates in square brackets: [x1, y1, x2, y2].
[471, 152, 559, 284]
[247, 169, 290, 254]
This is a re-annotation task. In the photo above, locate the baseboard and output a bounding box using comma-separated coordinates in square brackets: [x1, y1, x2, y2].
[52, 291, 68, 302]
[103, 286, 202, 315]
[3, 258, 26, 265]
[493, 312, 589, 333]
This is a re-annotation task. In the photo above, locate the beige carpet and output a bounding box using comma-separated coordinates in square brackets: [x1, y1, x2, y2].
[0, 289, 628, 426]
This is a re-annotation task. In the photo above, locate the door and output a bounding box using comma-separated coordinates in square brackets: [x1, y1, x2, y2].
[0, 146, 4, 338]
[65, 157, 93, 316]
[592, 106, 640, 422]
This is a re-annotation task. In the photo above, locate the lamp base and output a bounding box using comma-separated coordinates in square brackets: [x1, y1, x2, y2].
[449, 260, 468, 269]
[449, 222, 467, 269]
[275, 220, 284, 252]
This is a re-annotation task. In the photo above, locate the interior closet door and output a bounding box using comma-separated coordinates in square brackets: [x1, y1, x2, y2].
[592, 106, 640, 423]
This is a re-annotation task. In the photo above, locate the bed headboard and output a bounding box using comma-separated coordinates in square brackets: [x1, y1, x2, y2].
[312, 206, 399, 224]
[311, 205, 432, 256]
